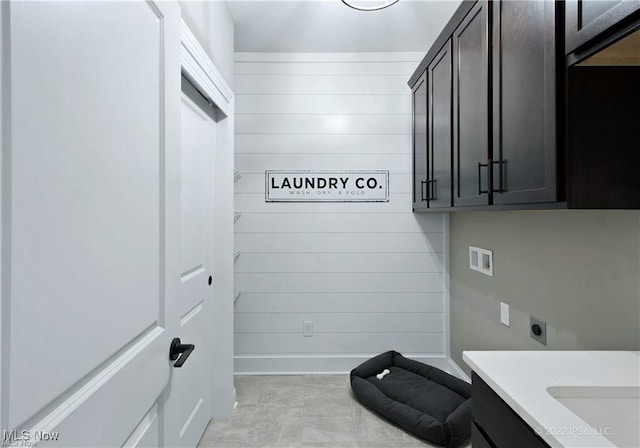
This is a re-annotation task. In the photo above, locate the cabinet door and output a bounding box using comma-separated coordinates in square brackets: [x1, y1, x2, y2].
[413, 73, 428, 211]
[471, 422, 494, 448]
[566, 0, 640, 54]
[453, 0, 490, 207]
[427, 40, 453, 208]
[472, 373, 552, 448]
[492, 0, 558, 205]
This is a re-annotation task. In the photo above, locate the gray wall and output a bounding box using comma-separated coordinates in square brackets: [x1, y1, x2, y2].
[178, 1, 235, 88]
[233, 52, 448, 373]
[450, 210, 640, 376]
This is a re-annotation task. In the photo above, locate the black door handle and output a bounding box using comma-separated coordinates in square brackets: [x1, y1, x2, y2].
[169, 337, 195, 368]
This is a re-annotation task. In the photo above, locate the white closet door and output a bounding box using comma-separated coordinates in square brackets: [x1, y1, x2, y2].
[162, 79, 217, 448]
[1, 1, 182, 446]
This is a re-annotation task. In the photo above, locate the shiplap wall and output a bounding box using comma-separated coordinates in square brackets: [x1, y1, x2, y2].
[233, 52, 448, 373]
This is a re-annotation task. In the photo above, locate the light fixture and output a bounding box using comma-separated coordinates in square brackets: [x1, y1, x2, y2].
[341, 0, 400, 12]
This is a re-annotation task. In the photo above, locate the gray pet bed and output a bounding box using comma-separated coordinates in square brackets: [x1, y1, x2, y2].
[350, 351, 472, 448]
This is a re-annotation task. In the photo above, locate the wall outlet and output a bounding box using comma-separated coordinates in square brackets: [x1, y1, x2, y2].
[500, 302, 510, 327]
[303, 321, 313, 337]
[530, 316, 547, 345]
[469, 246, 493, 276]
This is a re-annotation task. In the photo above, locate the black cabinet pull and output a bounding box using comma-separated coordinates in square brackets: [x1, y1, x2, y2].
[492, 159, 506, 193]
[426, 179, 437, 201]
[169, 337, 195, 368]
[421, 179, 438, 202]
[478, 161, 490, 195]
[478, 160, 506, 195]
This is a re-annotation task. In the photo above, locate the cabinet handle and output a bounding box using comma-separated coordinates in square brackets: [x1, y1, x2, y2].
[477, 161, 490, 195]
[421, 179, 437, 201]
[426, 179, 437, 201]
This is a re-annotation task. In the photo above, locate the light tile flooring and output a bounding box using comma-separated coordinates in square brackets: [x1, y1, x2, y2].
[198, 375, 472, 448]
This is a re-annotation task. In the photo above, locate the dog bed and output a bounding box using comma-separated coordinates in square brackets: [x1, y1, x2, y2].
[350, 350, 472, 448]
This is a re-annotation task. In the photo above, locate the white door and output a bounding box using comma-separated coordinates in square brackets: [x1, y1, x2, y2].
[163, 78, 217, 447]
[1, 1, 182, 446]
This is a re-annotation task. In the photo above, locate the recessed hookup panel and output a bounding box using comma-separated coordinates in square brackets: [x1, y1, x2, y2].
[530, 316, 547, 345]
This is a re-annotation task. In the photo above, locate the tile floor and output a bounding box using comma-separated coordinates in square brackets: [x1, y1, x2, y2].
[197, 375, 472, 448]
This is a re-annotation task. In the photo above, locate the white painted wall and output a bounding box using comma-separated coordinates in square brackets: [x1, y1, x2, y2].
[233, 52, 448, 373]
[179, 1, 235, 88]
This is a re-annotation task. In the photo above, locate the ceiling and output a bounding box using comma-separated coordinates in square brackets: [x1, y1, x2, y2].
[226, 0, 462, 53]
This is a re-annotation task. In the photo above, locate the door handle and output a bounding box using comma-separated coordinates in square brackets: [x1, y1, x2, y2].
[169, 337, 195, 368]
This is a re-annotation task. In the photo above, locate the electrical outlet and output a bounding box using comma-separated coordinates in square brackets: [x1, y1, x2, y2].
[303, 321, 313, 337]
[500, 302, 510, 327]
[530, 316, 547, 345]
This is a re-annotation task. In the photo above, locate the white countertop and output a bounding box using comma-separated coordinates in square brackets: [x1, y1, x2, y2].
[463, 351, 640, 448]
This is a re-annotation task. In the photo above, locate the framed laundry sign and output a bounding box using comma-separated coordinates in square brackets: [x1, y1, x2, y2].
[265, 170, 389, 202]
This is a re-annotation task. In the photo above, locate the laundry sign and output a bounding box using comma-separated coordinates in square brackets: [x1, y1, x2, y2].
[265, 170, 389, 202]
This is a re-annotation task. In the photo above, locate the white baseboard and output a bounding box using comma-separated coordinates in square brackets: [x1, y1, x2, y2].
[234, 354, 457, 376]
[233, 387, 237, 409]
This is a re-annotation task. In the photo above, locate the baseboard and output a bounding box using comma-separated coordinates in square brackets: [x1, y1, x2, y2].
[233, 387, 237, 409]
[234, 354, 454, 376]
[448, 358, 471, 383]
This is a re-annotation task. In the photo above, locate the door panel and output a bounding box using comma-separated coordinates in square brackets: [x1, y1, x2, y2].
[428, 40, 452, 208]
[3, 0, 181, 445]
[36, 330, 167, 447]
[181, 98, 210, 276]
[163, 81, 216, 447]
[122, 405, 160, 448]
[170, 302, 210, 446]
[9, 2, 163, 426]
[493, 0, 557, 205]
[412, 74, 428, 210]
[453, 1, 490, 206]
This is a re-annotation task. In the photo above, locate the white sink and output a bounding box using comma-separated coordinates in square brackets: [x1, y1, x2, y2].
[547, 386, 640, 448]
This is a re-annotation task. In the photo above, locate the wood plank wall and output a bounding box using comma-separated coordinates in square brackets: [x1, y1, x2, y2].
[233, 52, 448, 373]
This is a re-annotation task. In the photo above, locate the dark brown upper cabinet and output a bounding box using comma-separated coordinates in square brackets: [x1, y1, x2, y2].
[409, 0, 639, 212]
[564, 7, 640, 209]
[566, 38, 640, 208]
[412, 73, 428, 211]
[491, 0, 559, 205]
[565, 0, 640, 56]
[452, 0, 490, 207]
[427, 39, 453, 208]
[409, 0, 562, 211]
